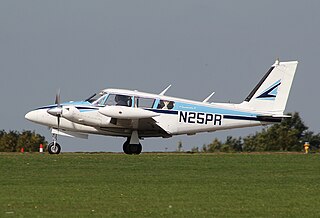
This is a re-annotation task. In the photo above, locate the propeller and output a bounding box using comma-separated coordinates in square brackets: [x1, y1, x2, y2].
[55, 89, 61, 106]
[47, 89, 63, 130]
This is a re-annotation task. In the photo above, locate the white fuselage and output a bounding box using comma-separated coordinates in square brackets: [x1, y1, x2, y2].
[25, 89, 276, 139]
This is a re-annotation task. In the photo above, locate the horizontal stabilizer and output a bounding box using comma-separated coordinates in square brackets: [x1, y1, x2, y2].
[256, 114, 291, 123]
[271, 114, 291, 118]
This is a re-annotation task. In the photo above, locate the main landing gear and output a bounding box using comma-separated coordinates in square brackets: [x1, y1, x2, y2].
[123, 140, 142, 155]
[123, 130, 142, 155]
[47, 132, 142, 155]
[48, 133, 61, 154]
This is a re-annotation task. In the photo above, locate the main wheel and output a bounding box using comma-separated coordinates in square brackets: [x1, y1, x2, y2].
[129, 143, 142, 155]
[48, 142, 61, 154]
[123, 140, 132, 154]
[136, 143, 142, 154]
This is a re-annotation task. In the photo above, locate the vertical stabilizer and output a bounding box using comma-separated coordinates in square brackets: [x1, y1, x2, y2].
[239, 60, 298, 115]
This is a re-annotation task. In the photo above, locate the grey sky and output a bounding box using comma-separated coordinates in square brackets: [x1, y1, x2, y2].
[0, 1, 319, 152]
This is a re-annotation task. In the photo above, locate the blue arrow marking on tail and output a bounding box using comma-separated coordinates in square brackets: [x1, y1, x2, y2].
[256, 80, 281, 100]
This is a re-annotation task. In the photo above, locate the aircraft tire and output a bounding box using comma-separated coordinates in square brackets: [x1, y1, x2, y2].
[123, 140, 132, 155]
[48, 142, 61, 154]
[129, 143, 142, 155]
[135, 143, 142, 154]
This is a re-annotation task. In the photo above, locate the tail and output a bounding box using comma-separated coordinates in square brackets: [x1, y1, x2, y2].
[239, 59, 298, 115]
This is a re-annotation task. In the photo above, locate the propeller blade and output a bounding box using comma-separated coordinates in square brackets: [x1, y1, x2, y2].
[57, 115, 60, 130]
[55, 89, 61, 107]
[48, 89, 62, 131]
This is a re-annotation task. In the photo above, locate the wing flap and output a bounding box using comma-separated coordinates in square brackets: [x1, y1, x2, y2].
[107, 117, 171, 138]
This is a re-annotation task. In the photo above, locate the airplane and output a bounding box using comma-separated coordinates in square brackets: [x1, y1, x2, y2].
[25, 59, 298, 154]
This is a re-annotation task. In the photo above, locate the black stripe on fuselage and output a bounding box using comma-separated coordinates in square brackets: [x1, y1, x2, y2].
[145, 108, 179, 115]
[36, 105, 56, 110]
[146, 109, 281, 123]
[75, 106, 99, 110]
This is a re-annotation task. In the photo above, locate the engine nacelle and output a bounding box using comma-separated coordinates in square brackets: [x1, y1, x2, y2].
[99, 106, 159, 119]
[62, 106, 111, 127]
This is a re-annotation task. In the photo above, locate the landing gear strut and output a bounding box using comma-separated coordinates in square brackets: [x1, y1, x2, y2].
[48, 133, 61, 154]
[123, 131, 142, 155]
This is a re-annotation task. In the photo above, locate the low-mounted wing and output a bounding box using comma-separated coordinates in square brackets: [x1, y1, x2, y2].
[99, 106, 171, 138]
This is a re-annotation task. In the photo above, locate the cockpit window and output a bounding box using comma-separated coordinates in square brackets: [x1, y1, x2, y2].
[95, 95, 108, 106]
[87, 91, 106, 104]
[157, 100, 175, 110]
[135, 97, 155, 108]
[105, 94, 132, 107]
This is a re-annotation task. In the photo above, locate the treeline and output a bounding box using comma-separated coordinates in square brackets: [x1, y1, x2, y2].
[191, 112, 320, 153]
[0, 130, 47, 152]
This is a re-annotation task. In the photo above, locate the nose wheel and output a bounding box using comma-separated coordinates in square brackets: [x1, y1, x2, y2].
[48, 133, 61, 154]
[48, 142, 61, 154]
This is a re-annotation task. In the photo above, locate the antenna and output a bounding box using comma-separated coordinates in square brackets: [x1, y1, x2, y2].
[203, 91, 215, 103]
[159, 85, 172, 95]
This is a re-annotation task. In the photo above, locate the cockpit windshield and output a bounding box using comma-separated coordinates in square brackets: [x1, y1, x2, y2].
[91, 92, 133, 107]
[86, 91, 106, 104]
[105, 94, 132, 107]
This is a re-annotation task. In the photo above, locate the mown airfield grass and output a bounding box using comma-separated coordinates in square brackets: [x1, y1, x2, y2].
[0, 152, 320, 217]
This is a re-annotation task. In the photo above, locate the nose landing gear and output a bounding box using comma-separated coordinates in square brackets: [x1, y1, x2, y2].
[48, 133, 61, 154]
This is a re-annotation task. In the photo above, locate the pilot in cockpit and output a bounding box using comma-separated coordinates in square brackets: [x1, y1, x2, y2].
[115, 95, 131, 107]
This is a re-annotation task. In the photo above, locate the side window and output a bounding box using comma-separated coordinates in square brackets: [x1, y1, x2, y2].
[157, 100, 175, 110]
[136, 97, 155, 108]
[105, 94, 132, 107]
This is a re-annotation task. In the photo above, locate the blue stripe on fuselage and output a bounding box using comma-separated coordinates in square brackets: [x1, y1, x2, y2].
[173, 102, 257, 117]
[36, 101, 98, 111]
[146, 101, 279, 123]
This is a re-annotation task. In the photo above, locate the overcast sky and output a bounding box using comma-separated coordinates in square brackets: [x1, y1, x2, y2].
[0, 1, 319, 152]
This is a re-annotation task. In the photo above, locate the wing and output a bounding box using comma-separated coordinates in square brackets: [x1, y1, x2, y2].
[98, 106, 171, 137]
[107, 117, 172, 138]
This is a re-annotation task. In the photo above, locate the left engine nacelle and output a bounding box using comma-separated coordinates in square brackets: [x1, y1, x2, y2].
[62, 106, 112, 127]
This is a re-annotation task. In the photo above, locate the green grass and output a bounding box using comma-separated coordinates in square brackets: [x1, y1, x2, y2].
[0, 153, 319, 217]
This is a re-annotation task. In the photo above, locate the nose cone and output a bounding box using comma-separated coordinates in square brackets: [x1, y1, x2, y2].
[25, 110, 38, 122]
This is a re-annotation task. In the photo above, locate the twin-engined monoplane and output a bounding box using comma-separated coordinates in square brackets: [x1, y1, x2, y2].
[25, 60, 298, 154]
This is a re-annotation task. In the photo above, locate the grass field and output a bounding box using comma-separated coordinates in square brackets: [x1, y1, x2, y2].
[1, 152, 320, 217]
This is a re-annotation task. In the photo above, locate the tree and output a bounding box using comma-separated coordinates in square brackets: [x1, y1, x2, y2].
[223, 136, 243, 152]
[201, 112, 316, 153]
[204, 138, 222, 152]
[17, 130, 47, 152]
[0, 130, 47, 152]
[241, 112, 309, 152]
[0, 131, 19, 152]
[243, 134, 259, 152]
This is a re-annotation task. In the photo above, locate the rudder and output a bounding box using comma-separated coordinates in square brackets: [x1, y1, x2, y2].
[239, 60, 298, 115]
